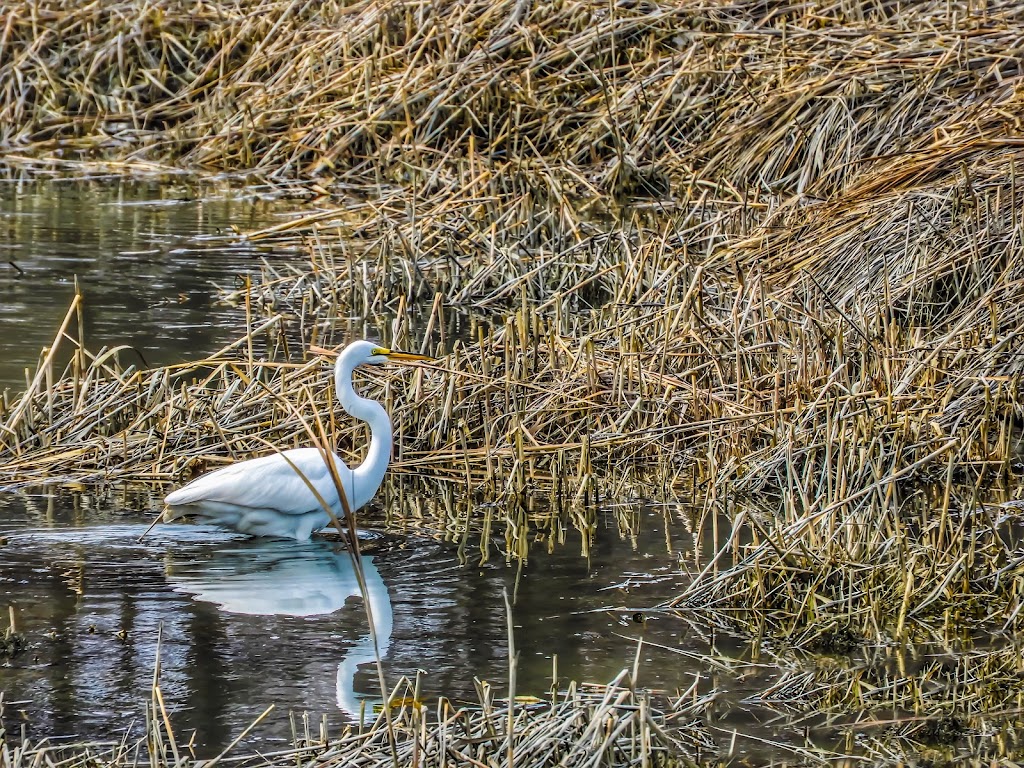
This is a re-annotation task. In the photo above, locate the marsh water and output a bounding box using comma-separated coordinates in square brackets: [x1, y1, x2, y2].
[0, 177, 788, 760]
[0, 495, 720, 751]
[0, 175, 304, 390]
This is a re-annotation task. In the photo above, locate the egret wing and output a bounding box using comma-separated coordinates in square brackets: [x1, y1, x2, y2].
[165, 448, 347, 516]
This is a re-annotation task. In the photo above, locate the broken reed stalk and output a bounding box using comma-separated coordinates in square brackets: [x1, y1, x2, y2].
[288, 379, 400, 766]
[5, 293, 80, 441]
[503, 588, 517, 768]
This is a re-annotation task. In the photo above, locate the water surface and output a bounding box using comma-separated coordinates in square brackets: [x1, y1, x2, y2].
[0, 493, 705, 753]
[0, 175, 300, 390]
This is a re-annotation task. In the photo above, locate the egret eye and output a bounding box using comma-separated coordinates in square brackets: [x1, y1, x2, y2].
[370, 347, 390, 357]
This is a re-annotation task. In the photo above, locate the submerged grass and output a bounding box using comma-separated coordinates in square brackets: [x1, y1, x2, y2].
[5, 0, 1024, 761]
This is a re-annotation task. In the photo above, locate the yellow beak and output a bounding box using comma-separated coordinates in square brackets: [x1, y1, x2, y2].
[380, 349, 433, 363]
[308, 344, 435, 363]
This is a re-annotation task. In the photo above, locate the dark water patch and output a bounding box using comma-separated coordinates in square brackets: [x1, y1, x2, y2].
[0, 492, 720, 756]
[0, 176, 305, 390]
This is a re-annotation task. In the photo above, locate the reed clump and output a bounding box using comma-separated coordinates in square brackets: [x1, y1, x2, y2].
[0, 673, 716, 768]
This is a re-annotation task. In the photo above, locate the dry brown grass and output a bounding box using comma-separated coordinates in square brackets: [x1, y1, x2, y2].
[0, 671, 716, 768]
[4, 0, 1024, 193]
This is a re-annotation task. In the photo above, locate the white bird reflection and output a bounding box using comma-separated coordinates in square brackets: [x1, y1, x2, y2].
[165, 537, 392, 720]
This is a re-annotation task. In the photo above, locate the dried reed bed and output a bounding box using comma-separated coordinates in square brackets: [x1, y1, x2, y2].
[663, 145, 1024, 636]
[737, 635, 1024, 762]
[4, 0, 1023, 197]
[0, 673, 716, 768]
[752, 640, 1024, 725]
[257, 192, 1024, 660]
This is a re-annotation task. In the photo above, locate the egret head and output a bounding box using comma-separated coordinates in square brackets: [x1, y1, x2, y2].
[366, 344, 390, 365]
[341, 339, 433, 367]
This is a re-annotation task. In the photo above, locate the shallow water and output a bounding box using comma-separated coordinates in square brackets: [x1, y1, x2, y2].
[0, 493, 711, 753]
[0, 175, 301, 391]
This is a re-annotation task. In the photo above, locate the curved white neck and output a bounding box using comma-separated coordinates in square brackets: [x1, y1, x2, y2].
[335, 353, 392, 508]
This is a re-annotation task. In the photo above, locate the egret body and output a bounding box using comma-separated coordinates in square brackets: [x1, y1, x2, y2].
[163, 340, 430, 540]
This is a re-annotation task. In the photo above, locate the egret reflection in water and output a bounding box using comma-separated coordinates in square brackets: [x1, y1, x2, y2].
[165, 537, 393, 719]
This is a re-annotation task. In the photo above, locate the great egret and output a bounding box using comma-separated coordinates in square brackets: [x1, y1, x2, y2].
[163, 340, 431, 540]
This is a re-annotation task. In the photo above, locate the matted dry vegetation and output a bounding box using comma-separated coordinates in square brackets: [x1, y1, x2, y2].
[5, 0, 1024, 762]
[0, 671, 716, 768]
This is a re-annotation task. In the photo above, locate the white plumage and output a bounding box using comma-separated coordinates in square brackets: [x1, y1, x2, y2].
[164, 340, 430, 540]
